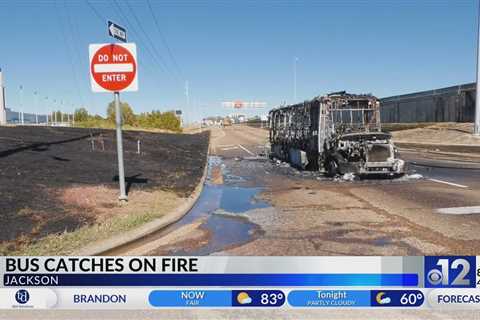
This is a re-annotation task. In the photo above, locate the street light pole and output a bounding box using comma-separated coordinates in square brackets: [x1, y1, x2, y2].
[185, 80, 189, 125]
[475, 2, 480, 135]
[293, 57, 298, 102]
[34, 91, 38, 124]
[19, 85, 24, 124]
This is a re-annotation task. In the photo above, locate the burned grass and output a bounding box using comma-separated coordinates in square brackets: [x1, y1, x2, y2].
[0, 126, 209, 254]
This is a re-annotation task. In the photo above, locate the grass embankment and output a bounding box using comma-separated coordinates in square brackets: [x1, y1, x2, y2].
[3, 190, 181, 255]
[75, 119, 183, 133]
[0, 126, 209, 255]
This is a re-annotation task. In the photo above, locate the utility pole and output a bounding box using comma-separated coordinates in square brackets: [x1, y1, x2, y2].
[0, 68, 6, 125]
[293, 57, 296, 102]
[34, 91, 38, 124]
[475, 1, 480, 135]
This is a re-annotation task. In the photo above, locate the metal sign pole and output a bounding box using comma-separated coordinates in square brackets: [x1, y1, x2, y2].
[114, 91, 128, 201]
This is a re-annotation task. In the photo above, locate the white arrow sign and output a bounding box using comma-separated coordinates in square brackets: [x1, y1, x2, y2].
[108, 21, 127, 42]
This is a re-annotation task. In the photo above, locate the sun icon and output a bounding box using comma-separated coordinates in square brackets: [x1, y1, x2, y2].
[237, 292, 252, 304]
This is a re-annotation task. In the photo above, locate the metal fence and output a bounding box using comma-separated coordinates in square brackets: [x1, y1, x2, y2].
[5, 108, 75, 126]
[380, 82, 475, 123]
[6, 108, 48, 124]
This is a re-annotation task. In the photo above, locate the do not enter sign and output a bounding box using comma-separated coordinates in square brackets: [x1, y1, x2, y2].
[89, 43, 138, 92]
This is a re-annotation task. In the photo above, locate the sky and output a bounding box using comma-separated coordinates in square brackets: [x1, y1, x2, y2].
[0, 0, 478, 122]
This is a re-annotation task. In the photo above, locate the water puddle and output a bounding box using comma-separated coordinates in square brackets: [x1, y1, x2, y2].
[109, 156, 271, 255]
[169, 156, 270, 254]
[173, 215, 259, 255]
[372, 236, 393, 246]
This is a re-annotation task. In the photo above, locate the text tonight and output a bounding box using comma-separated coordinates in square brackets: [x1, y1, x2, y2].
[4, 274, 59, 286]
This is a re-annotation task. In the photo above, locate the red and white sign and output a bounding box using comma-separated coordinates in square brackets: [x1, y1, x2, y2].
[89, 43, 138, 92]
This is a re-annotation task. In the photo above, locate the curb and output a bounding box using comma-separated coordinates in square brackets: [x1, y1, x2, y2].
[395, 142, 480, 154]
[74, 133, 211, 256]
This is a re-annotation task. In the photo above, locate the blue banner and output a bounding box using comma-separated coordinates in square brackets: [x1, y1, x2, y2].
[3, 273, 418, 287]
[288, 290, 371, 307]
[149, 290, 231, 307]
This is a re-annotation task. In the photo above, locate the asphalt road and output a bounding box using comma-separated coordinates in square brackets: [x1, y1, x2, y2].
[209, 125, 480, 256]
[109, 124, 480, 256]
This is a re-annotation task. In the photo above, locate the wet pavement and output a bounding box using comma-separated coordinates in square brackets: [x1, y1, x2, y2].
[109, 155, 273, 255]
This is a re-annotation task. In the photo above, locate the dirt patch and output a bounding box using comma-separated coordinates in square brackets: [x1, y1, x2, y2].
[57, 185, 118, 213]
[0, 126, 209, 254]
[392, 122, 480, 145]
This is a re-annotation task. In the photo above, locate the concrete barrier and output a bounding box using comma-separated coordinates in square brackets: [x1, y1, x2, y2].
[380, 83, 475, 123]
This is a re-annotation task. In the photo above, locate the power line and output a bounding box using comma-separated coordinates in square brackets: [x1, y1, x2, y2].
[111, 0, 169, 76]
[85, 0, 106, 23]
[123, 0, 181, 82]
[63, 0, 86, 107]
[84, 0, 160, 83]
[146, 0, 184, 79]
[55, 0, 83, 111]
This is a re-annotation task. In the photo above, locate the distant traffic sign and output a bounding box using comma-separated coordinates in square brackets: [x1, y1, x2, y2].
[108, 21, 127, 42]
[89, 43, 138, 92]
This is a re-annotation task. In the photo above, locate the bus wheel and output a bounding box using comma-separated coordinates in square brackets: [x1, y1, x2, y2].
[327, 159, 339, 177]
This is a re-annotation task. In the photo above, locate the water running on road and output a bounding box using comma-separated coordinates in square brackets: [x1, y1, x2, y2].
[108, 156, 272, 255]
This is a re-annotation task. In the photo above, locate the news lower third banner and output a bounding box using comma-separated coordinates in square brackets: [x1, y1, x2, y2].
[0, 256, 479, 309]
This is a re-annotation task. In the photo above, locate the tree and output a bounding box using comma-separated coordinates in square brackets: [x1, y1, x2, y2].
[107, 101, 136, 126]
[74, 107, 89, 122]
[136, 110, 181, 131]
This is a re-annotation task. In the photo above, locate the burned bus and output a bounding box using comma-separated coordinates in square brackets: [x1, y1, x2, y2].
[268, 91, 404, 177]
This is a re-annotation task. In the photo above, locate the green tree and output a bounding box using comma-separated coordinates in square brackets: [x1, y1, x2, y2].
[107, 101, 136, 126]
[74, 107, 90, 122]
[136, 110, 181, 131]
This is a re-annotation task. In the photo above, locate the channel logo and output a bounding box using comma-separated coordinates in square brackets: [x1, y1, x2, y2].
[15, 289, 30, 304]
[425, 256, 476, 288]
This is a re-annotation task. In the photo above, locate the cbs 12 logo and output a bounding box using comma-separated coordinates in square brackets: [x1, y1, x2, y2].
[425, 256, 476, 288]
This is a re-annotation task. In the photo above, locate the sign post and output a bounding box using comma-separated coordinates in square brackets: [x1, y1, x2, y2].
[114, 91, 127, 201]
[89, 42, 138, 201]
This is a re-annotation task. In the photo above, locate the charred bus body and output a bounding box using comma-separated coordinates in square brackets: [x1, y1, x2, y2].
[269, 92, 404, 176]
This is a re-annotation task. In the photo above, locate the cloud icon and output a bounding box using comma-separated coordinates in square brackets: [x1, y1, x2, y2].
[375, 292, 391, 305]
[237, 292, 252, 304]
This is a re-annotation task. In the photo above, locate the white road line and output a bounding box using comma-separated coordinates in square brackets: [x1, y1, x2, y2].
[237, 144, 255, 156]
[427, 178, 468, 189]
[221, 146, 238, 151]
[436, 206, 480, 215]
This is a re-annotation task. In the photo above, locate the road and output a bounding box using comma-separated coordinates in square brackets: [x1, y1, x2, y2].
[4, 124, 480, 320]
[109, 124, 480, 256]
